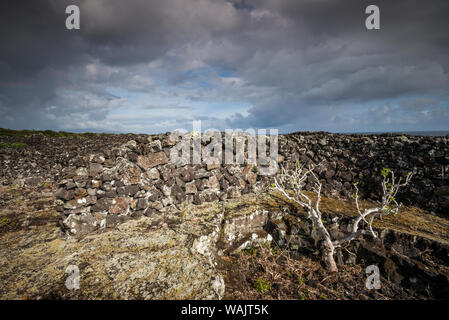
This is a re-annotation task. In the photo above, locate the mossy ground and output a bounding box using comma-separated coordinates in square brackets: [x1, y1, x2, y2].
[0, 182, 448, 300]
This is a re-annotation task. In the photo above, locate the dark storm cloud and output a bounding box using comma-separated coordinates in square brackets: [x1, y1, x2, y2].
[0, 0, 448, 133]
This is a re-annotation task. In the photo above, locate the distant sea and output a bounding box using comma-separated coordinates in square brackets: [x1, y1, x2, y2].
[341, 131, 449, 136]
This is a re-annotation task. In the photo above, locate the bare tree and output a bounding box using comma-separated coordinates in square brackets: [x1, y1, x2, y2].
[272, 162, 413, 272]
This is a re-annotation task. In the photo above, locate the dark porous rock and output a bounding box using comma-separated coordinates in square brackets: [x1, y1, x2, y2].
[90, 179, 102, 188]
[339, 171, 353, 182]
[89, 163, 103, 178]
[101, 170, 116, 182]
[147, 201, 163, 210]
[200, 190, 219, 203]
[175, 177, 186, 188]
[435, 186, 449, 196]
[114, 180, 124, 188]
[35, 130, 448, 241]
[227, 186, 241, 199]
[147, 168, 160, 180]
[180, 167, 194, 182]
[205, 175, 220, 190]
[85, 196, 97, 205]
[195, 179, 205, 191]
[109, 197, 131, 215]
[245, 171, 257, 185]
[75, 167, 88, 176]
[207, 162, 221, 171]
[92, 197, 113, 212]
[165, 177, 176, 188]
[73, 175, 88, 187]
[159, 165, 175, 181]
[185, 181, 197, 194]
[119, 165, 142, 186]
[143, 208, 158, 217]
[105, 214, 121, 228]
[149, 140, 162, 152]
[131, 210, 145, 218]
[148, 188, 162, 202]
[220, 179, 229, 190]
[137, 152, 169, 171]
[127, 152, 139, 162]
[64, 206, 91, 216]
[325, 169, 336, 180]
[194, 168, 211, 179]
[55, 188, 74, 201]
[24, 176, 44, 186]
[63, 213, 98, 237]
[103, 158, 115, 168]
[91, 154, 105, 164]
[101, 182, 113, 191]
[104, 189, 117, 198]
[135, 198, 148, 210]
[66, 181, 76, 190]
[123, 184, 140, 197]
[171, 184, 186, 203]
[95, 189, 106, 199]
[193, 193, 203, 205]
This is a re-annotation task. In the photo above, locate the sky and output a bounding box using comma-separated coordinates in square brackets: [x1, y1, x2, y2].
[0, 0, 448, 134]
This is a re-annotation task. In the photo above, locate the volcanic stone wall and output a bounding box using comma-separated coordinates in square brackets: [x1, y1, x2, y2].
[49, 132, 449, 237]
[283, 133, 448, 206]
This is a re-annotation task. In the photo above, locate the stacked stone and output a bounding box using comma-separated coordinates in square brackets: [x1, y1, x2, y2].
[53, 132, 448, 237]
[279, 133, 448, 212]
[55, 136, 269, 236]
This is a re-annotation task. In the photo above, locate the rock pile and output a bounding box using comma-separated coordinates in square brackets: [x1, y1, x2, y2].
[1, 131, 447, 237]
[55, 135, 272, 237]
[279, 132, 448, 213]
[50, 132, 449, 237]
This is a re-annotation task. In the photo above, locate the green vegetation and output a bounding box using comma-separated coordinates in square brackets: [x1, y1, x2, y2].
[11, 142, 27, 148]
[42, 181, 52, 189]
[0, 128, 69, 137]
[253, 276, 271, 294]
[0, 128, 114, 138]
[0, 142, 27, 148]
[242, 247, 258, 256]
[8, 188, 19, 195]
[297, 275, 305, 286]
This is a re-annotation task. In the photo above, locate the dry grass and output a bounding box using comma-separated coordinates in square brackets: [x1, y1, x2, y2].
[219, 241, 415, 300]
[218, 191, 449, 300]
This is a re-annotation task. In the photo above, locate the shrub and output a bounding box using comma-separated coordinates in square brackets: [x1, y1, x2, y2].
[271, 161, 413, 272]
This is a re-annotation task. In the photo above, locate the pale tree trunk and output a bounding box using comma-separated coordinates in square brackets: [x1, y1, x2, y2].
[273, 164, 412, 273]
[321, 238, 338, 272]
[313, 211, 338, 272]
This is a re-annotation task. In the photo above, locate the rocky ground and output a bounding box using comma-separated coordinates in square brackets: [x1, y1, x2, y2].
[0, 129, 448, 300]
[0, 182, 448, 300]
[220, 195, 449, 300]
